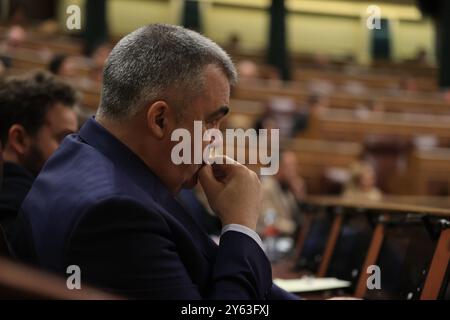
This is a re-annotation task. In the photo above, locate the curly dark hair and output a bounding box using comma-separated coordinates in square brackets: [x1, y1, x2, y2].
[0, 71, 78, 145]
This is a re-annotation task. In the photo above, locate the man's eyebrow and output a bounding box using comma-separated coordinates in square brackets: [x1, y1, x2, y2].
[206, 106, 229, 122]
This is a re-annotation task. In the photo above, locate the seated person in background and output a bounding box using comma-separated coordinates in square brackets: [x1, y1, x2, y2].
[224, 33, 241, 52]
[254, 104, 277, 133]
[398, 76, 418, 94]
[0, 25, 27, 69]
[312, 53, 330, 69]
[255, 97, 297, 138]
[258, 151, 306, 237]
[0, 72, 78, 227]
[354, 99, 385, 119]
[236, 60, 260, 82]
[291, 94, 329, 137]
[48, 54, 77, 77]
[342, 161, 382, 201]
[0, 25, 27, 50]
[412, 48, 429, 66]
[341, 80, 367, 96]
[9, 24, 296, 300]
[49, 55, 101, 92]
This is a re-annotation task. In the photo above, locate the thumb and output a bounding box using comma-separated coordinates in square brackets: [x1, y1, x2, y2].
[198, 164, 222, 198]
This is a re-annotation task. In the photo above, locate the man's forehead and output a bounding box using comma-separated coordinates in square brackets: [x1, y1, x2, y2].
[183, 65, 230, 119]
[205, 73, 230, 102]
[191, 94, 229, 118]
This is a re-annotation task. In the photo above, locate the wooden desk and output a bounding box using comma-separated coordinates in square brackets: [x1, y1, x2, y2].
[305, 195, 450, 217]
[309, 110, 450, 144]
[408, 149, 450, 195]
[299, 196, 450, 299]
[232, 84, 450, 115]
[293, 68, 437, 92]
[0, 257, 121, 299]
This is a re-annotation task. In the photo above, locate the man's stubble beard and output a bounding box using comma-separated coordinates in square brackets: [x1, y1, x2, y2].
[22, 143, 46, 177]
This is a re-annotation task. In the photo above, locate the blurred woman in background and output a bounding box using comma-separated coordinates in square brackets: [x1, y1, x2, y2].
[343, 161, 382, 201]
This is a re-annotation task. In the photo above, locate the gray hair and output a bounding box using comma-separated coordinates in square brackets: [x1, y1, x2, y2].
[97, 24, 237, 120]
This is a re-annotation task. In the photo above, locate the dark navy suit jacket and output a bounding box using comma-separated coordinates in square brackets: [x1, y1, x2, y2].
[10, 118, 296, 300]
[0, 162, 35, 228]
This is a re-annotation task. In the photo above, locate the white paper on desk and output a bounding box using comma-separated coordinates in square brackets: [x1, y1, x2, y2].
[273, 277, 351, 293]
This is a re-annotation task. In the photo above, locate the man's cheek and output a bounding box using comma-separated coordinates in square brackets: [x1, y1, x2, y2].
[44, 139, 60, 161]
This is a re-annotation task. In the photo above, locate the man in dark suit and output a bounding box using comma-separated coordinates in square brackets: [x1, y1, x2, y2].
[10, 24, 297, 300]
[0, 72, 78, 228]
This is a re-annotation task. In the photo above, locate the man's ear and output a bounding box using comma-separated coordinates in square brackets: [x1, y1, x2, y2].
[146, 100, 170, 139]
[7, 124, 31, 155]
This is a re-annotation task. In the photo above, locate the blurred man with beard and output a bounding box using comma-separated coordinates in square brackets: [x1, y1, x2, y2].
[0, 72, 78, 227]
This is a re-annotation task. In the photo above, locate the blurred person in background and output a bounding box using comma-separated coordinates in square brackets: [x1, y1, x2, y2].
[412, 48, 429, 66]
[236, 60, 260, 82]
[354, 98, 385, 119]
[254, 103, 277, 133]
[312, 53, 330, 69]
[258, 151, 306, 261]
[341, 80, 367, 96]
[258, 150, 306, 237]
[398, 76, 419, 94]
[1, 25, 27, 50]
[342, 161, 382, 201]
[291, 94, 329, 136]
[0, 25, 27, 68]
[0, 71, 78, 228]
[255, 97, 297, 138]
[224, 33, 241, 52]
[48, 54, 77, 77]
[367, 99, 385, 113]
